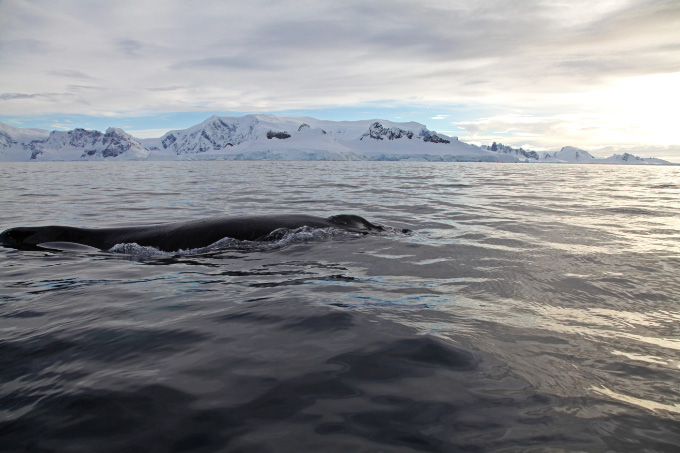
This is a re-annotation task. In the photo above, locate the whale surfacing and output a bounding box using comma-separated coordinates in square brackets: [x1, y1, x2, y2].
[0, 214, 385, 252]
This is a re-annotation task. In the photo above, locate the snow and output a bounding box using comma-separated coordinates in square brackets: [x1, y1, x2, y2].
[0, 115, 674, 164]
[0, 122, 50, 142]
[483, 143, 673, 165]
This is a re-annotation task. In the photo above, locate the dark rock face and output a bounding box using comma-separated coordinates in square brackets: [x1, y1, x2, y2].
[266, 131, 291, 140]
[361, 122, 414, 141]
[29, 146, 43, 160]
[23, 141, 44, 160]
[100, 129, 134, 157]
[0, 131, 13, 148]
[486, 142, 538, 160]
[162, 134, 177, 149]
[419, 129, 450, 144]
[76, 128, 137, 158]
[620, 153, 643, 162]
[197, 130, 224, 152]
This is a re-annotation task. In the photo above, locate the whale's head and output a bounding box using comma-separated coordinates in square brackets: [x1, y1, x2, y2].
[0, 228, 28, 247]
[0, 226, 68, 249]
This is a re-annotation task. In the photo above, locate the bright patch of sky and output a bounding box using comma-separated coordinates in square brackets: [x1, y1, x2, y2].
[0, 0, 678, 160]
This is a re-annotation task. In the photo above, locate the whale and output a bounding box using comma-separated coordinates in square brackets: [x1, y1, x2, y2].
[0, 214, 385, 252]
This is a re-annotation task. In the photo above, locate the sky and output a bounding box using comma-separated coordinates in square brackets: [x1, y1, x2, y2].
[1, 0, 679, 160]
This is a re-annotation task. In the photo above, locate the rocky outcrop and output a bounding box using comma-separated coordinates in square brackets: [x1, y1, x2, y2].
[419, 129, 450, 144]
[485, 142, 539, 160]
[360, 122, 414, 141]
[21, 127, 148, 159]
[266, 130, 291, 139]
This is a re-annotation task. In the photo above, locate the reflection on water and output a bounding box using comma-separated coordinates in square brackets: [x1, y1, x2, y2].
[1, 161, 679, 451]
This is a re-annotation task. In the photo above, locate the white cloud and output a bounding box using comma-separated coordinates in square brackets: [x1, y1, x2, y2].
[125, 128, 172, 139]
[456, 71, 680, 151]
[50, 122, 73, 130]
[0, 0, 678, 148]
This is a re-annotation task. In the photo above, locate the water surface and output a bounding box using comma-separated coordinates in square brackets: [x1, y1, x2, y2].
[1, 161, 679, 451]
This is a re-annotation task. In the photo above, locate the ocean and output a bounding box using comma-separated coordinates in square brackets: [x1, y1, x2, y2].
[1, 161, 678, 452]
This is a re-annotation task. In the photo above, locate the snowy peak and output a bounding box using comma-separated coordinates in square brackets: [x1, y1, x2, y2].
[600, 153, 671, 165]
[551, 146, 595, 161]
[485, 142, 672, 165]
[0, 122, 50, 144]
[149, 115, 456, 156]
[155, 115, 259, 154]
[0, 117, 674, 164]
[0, 122, 148, 160]
[36, 127, 148, 159]
[484, 142, 539, 160]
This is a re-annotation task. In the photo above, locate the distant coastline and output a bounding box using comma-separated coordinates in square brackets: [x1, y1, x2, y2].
[1, 114, 674, 165]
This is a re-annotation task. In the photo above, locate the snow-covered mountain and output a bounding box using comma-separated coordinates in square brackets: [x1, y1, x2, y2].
[483, 142, 672, 165]
[598, 153, 672, 165]
[483, 142, 540, 161]
[138, 114, 489, 161]
[0, 123, 148, 161]
[0, 116, 674, 164]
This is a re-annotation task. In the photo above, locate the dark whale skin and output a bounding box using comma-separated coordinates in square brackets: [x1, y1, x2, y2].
[0, 214, 385, 252]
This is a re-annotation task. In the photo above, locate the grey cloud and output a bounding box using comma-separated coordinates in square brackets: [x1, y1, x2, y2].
[0, 92, 72, 100]
[67, 85, 105, 91]
[49, 70, 99, 80]
[574, 0, 679, 39]
[0, 0, 677, 154]
[115, 38, 145, 56]
[0, 93, 40, 100]
[174, 55, 280, 71]
[245, 4, 534, 62]
[553, 45, 680, 80]
[147, 86, 184, 92]
[2, 38, 54, 53]
[457, 117, 566, 136]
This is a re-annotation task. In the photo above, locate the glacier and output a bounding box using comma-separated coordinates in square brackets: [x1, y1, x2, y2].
[0, 115, 673, 164]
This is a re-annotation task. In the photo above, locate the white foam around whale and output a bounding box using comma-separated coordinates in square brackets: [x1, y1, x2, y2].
[107, 226, 366, 257]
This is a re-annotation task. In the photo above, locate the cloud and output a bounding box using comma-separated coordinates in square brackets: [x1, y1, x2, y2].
[0, 0, 677, 148]
[48, 70, 99, 80]
[1, 38, 54, 53]
[0, 93, 41, 100]
[174, 55, 278, 71]
[0, 92, 70, 100]
[50, 119, 74, 130]
[125, 128, 173, 139]
[458, 115, 573, 136]
[455, 101, 680, 152]
[146, 86, 184, 92]
[67, 85, 105, 92]
[115, 38, 146, 56]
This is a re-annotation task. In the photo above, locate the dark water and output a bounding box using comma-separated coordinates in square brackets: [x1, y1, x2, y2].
[1, 161, 679, 452]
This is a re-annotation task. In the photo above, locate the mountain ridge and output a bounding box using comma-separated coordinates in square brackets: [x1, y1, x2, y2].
[0, 115, 673, 164]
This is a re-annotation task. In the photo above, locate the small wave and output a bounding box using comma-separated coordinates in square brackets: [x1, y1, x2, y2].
[600, 207, 664, 217]
[107, 226, 366, 256]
